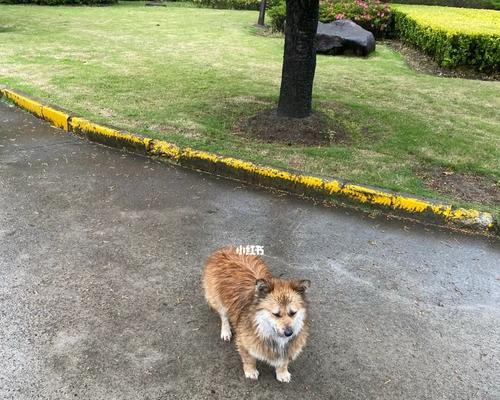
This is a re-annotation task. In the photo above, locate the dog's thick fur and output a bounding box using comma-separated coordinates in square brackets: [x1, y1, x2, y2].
[203, 247, 310, 382]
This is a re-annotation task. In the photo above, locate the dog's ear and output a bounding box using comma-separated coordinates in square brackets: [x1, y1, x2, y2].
[255, 279, 271, 297]
[293, 279, 311, 295]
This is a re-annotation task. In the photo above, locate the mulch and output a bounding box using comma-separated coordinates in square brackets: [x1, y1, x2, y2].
[235, 109, 348, 146]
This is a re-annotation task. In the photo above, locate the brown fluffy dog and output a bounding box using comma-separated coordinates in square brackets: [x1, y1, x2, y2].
[203, 247, 310, 382]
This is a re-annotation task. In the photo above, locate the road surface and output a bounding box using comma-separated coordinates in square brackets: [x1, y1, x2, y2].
[1, 100, 499, 399]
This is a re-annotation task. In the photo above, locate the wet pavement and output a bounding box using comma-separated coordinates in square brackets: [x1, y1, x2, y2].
[1, 100, 499, 400]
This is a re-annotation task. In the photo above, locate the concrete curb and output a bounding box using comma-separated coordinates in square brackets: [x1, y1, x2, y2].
[1, 87, 497, 236]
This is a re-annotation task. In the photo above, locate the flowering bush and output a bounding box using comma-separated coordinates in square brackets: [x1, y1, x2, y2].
[269, 0, 392, 37]
[320, 0, 392, 37]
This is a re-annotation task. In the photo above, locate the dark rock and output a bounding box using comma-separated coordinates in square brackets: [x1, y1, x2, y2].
[316, 20, 375, 57]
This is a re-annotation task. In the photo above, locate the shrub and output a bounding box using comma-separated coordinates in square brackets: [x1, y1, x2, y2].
[191, 0, 260, 9]
[392, 5, 500, 71]
[268, 0, 392, 37]
[0, 0, 116, 4]
[268, 0, 286, 31]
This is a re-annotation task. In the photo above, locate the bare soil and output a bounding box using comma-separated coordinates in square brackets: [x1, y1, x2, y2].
[236, 109, 348, 146]
[418, 167, 500, 205]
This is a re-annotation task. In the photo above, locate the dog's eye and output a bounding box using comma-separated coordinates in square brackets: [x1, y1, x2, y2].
[272, 312, 281, 318]
[289, 310, 297, 317]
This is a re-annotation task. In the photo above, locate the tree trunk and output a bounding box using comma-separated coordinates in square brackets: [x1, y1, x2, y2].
[257, 0, 267, 26]
[277, 0, 319, 118]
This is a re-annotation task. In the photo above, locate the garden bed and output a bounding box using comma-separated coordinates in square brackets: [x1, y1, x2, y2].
[385, 40, 500, 80]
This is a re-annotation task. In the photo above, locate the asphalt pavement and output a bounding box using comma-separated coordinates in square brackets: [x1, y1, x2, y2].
[1, 100, 499, 400]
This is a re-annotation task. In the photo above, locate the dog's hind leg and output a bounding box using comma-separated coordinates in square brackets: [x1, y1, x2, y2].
[218, 307, 232, 342]
[203, 282, 232, 341]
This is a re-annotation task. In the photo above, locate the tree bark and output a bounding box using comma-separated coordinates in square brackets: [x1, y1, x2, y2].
[277, 0, 319, 118]
[257, 0, 267, 26]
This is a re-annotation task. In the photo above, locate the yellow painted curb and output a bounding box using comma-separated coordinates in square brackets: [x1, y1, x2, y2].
[1, 87, 497, 235]
[70, 116, 152, 153]
[41, 105, 70, 131]
[1, 88, 70, 131]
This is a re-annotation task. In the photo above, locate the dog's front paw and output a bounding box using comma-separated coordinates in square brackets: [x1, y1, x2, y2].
[276, 370, 291, 383]
[244, 368, 259, 380]
[220, 325, 232, 342]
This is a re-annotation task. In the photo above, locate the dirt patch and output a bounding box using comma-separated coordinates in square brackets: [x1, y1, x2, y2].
[418, 167, 499, 205]
[385, 40, 500, 82]
[235, 109, 348, 146]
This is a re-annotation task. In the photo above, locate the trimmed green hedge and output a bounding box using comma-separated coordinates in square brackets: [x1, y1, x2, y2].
[191, 0, 260, 9]
[392, 9, 500, 71]
[390, 0, 499, 10]
[0, 0, 116, 4]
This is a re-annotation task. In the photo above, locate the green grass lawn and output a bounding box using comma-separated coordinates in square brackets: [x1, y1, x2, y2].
[0, 3, 499, 214]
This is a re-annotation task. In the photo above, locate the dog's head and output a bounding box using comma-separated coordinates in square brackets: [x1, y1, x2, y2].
[254, 278, 310, 341]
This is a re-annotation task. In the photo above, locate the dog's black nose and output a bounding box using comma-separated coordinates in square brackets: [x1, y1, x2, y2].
[284, 327, 293, 337]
